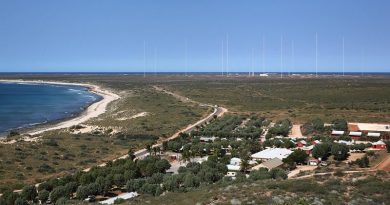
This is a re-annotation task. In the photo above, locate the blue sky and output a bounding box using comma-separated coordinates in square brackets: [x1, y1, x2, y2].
[0, 0, 389, 73]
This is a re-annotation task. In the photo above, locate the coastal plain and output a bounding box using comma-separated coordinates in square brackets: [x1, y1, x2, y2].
[0, 74, 389, 191]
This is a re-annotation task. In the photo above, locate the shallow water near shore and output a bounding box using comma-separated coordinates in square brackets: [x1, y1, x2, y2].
[0, 82, 101, 135]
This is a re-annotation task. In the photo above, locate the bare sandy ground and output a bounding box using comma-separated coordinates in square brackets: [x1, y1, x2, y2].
[0, 79, 120, 136]
[289, 124, 303, 138]
[117, 112, 149, 121]
[288, 165, 317, 178]
[376, 154, 390, 171]
[346, 153, 365, 163]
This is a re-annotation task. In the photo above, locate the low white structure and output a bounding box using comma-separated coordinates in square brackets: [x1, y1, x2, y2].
[336, 140, 354, 146]
[331, 130, 345, 135]
[99, 192, 138, 204]
[251, 148, 292, 160]
[227, 164, 241, 171]
[367, 132, 381, 137]
[300, 145, 314, 152]
[230, 157, 241, 166]
[349, 132, 362, 137]
[227, 171, 237, 177]
[227, 157, 256, 171]
[199, 136, 217, 142]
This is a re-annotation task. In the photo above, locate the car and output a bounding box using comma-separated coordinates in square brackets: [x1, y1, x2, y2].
[84, 195, 96, 202]
[320, 161, 329, 166]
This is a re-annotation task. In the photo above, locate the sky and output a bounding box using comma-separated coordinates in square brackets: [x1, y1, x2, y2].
[0, 0, 389, 73]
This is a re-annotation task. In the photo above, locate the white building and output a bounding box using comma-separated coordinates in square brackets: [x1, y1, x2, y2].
[331, 130, 345, 135]
[367, 132, 381, 137]
[349, 132, 362, 137]
[251, 148, 293, 161]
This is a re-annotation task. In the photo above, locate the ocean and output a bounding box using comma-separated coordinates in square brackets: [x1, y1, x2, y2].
[0, 82, 102, 135]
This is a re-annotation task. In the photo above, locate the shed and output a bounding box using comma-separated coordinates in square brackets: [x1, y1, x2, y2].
[331, 130, 345, 135]
[371, 140, 387, 149]
[251, 148, 292, 160]
[251, 158, 283, 171]
[367, 132, 381, 137]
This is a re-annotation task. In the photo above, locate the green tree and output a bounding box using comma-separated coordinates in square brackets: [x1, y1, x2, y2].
[312, 143, 331, 160]
[14, 197, 27, 205]
[21, 185, 37, 201]
[331, 143, 349, 161]
[55, 197, 67, 205]
[146, 144, 152, 154]
[312, 118, 325, 132]
[162, 141, 168, 152]
[1, 190, 19, 205]
[50, 186, 68, 203]
[128, 148, 135, 160]
[239, 151, 250, 172]
[270, 168, 288, 179]
[183, 173, 200, 188]
[38, 190, 50, 203]
[76, 186, 89, 200]
[249, 168, 271, 180]
[285, 149, 308, 164]
[385, 141, 390, 153]
[332, 119, 348, 131]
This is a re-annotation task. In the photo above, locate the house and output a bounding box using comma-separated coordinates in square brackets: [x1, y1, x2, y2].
[227, 164, 241, 171]
[296, 140, 307, 148]
[300, 145, 314, 155]
[308, 158, 319, 166]
[371, 140, 387, 149]
[251, 158, 283, 171]
[349, 132, 362, 140]
[226, 157, 256, 173]
[331, 130, 345, 136]
[230, 157, 241, 166]
[251, 148, 293, 161]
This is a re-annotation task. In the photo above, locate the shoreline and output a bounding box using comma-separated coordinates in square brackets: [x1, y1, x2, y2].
[0, 79, 120, 137]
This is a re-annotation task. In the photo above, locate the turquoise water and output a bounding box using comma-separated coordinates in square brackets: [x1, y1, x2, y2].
[0, 82, 101, 135]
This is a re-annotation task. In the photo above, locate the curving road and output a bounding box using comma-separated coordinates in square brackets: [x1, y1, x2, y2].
[83, 86, 228, 170]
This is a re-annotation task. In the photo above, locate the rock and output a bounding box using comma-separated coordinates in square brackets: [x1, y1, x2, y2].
[272, 196, 284, 204]
[230, 198, 242, 205]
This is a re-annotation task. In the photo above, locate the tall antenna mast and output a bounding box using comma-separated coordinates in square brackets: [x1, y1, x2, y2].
[342, 37, 345, 76]
[226, 34, 229, 76]
[361, 49, 365, 76]
[154, 48, 157, 76]
[252, 48, 255, 76]
[222, 40, 224, 76]
[315, 33, 318, 77]
[143, 41, 146, 78]
[185, 40, 188, 76]
[262, 35, 265, 74]
[280, 35, 283, 79]
[292, 40, 295, 75]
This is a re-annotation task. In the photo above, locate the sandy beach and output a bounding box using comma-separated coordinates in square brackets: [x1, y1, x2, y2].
[0, 79, 120, 136]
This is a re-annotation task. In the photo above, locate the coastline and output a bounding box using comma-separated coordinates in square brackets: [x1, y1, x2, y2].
[0, 79, 120, 136]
